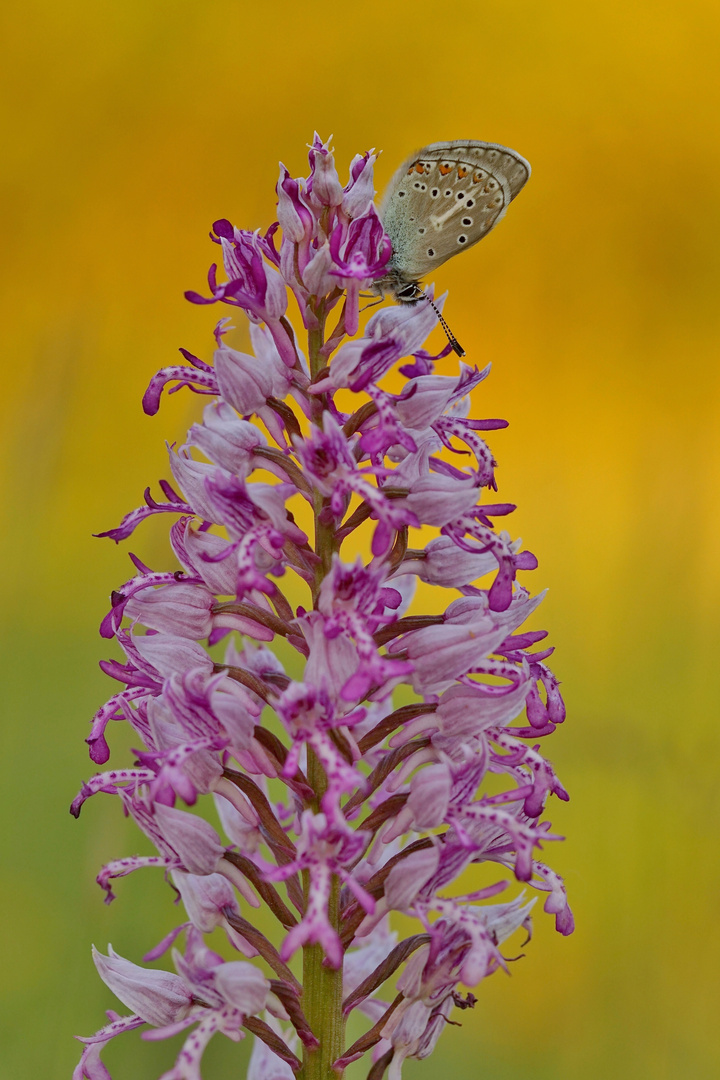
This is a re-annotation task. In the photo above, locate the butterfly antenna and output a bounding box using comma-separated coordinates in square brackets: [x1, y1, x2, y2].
[423, 294, 466, 357]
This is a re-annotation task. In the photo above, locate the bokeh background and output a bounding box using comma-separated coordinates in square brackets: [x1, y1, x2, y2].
[2, 1, 719, 1077]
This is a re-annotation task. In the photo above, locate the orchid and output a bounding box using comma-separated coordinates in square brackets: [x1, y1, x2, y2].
[73, 134, 572, 1080]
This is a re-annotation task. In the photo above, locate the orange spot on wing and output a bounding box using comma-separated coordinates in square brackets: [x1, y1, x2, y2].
[458, 166, 468, 179]
[439, 163, 452, 175]
[415, 163, 425, 174]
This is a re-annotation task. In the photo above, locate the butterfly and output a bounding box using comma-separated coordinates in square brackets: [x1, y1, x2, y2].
[376, 140, 531, 306]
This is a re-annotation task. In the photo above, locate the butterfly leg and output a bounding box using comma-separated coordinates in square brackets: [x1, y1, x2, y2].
[358, 295, 384, 313]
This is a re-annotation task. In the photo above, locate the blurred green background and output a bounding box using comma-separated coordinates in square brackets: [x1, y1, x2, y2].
[2, 1, 719, 1077]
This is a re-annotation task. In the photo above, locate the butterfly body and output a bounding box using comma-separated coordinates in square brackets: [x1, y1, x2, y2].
[376, 140, 531, 302]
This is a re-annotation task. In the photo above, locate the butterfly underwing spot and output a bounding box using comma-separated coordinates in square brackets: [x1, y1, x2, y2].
[407, 159, 435, 176]
[431, 188, 439, 196]
[462, 218, 472, 226]
[458, 235, 467, 244]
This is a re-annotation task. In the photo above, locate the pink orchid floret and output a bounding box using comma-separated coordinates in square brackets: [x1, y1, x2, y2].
[73, 134, 573, 1080]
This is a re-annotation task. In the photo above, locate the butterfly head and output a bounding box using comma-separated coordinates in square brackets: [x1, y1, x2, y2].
[371, 268, 423, 304]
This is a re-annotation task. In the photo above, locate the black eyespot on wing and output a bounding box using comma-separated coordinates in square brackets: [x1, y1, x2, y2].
[431, 188, 439, 196]
[427, 248, 435, 257]
[465, 199, 474, 207]
[398, 191, 406, 197]
[418, 227, 426, 234]
[457, 192, 465, 199]
[462, 218, 472, 226]
[458, 235, 467, 244]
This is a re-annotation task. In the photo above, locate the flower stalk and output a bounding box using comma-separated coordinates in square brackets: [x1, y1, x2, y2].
[300, 798, 344, 1080]
[303, 306, 345, 1080]
[72, 134, 572, 1080]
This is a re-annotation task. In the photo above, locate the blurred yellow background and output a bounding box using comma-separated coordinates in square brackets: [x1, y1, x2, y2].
[2, 0, 719, 1077]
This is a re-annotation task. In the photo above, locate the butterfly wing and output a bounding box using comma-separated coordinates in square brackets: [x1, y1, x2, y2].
[380, 140, 531, 283]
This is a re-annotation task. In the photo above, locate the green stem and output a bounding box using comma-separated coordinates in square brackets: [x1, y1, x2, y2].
[313, 490, 336, 601]
[307, 302, 336, 601]
[299, 749, 345, 1080]
[298, 303, 346, 1080]
[308, 308, 326, 381]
